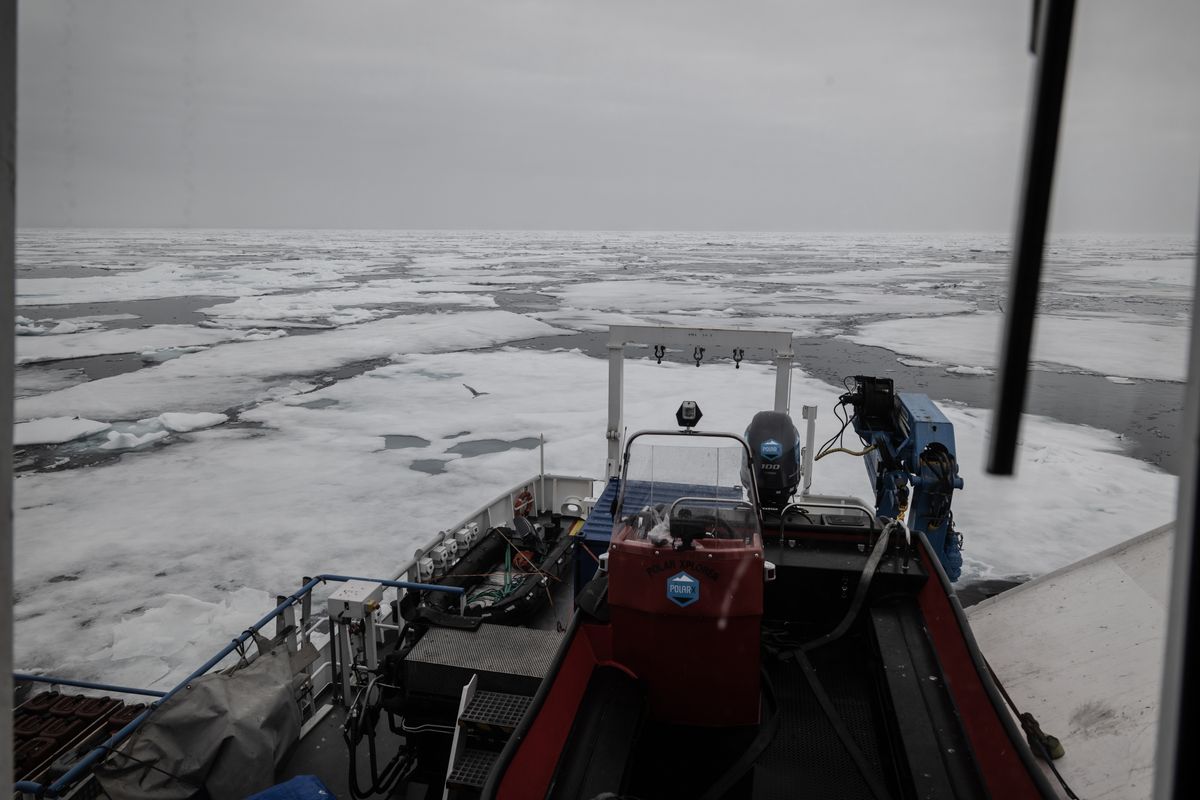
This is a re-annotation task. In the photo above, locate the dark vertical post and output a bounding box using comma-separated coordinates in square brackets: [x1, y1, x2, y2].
[987, 0, 1076, 475]
[0, 0, 15, 789]
[1155, 207, 1200, 798]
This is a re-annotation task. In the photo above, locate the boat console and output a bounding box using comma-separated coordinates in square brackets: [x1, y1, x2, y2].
[607, 431, 766, 727]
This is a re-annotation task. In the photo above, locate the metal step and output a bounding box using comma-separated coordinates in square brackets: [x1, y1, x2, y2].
[459, 690, 531, 734]
[447, 747, 500, 791]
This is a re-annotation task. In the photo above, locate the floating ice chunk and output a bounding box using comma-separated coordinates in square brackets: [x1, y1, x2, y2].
[98, 430, 170, 450]
[17, 258, 381, 306]
[16, 316, 104, 336]
[157, 412, 228, 432]
[14, 416, 111, 446]
[1105, 376, 1137, 385]
[846, 311, 1187, 382]
[200, 318, 333, 330]
[17, 325, 247, 365]
[946, 365, 994, 376]
[897, 357, 943, 368]
[328, 309, 379, 326]
[197, 282, 497, 328]
[141, 345, 211, 363]
[240, 328, 289, 342]
[15, 316, 47, 335]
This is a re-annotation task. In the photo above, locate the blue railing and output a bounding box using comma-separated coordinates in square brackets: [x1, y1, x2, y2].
[12, 674, 167, 698]
[13, 573, 463, 798]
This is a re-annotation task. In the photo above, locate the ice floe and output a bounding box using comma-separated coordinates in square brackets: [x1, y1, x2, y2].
[17, 324, 249, 365]
[845, 311, 1187, 382]
[14, 416, 112, 446]
[98, 430, 170, 451]
[17, 258, 387, 306]
[17, 316, 103, 336]
[197, 282, 497, 328]
[157, 412, 229, 432]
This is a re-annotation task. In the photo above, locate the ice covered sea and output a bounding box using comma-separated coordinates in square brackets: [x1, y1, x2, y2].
[12, 229, 1193, 689]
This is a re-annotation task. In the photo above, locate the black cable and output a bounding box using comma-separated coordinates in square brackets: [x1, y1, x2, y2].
[817, 400, 852, 459]
[345, 707, 415, 799]
[798, 520, 896, 652]
[345, 707, 372, 800]
[794, 652, 894, 800]
[765, 523, 901, 800]
[697, 668, 780, 800]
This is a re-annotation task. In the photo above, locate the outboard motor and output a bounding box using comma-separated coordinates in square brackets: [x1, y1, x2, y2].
[743, 410, 802, 510]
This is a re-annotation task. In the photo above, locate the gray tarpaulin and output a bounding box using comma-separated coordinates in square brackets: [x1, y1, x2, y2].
[97, 636, 302, 800]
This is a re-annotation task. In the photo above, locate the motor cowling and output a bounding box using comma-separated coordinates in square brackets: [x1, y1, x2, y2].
[743, 411, 802, 511]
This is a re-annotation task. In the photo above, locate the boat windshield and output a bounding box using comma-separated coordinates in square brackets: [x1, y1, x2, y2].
[615, 433, 761, 545]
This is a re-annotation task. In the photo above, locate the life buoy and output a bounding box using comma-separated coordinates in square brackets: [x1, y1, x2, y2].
[514, 489, 535, 517]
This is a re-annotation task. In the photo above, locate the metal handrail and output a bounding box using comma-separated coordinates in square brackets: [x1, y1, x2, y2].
[616, 429, 763, 518]
[13, 674, 167, 698]
[667, 496, 755, 515]
[13, 573, 463, 798]
[780, 500, 876, 520]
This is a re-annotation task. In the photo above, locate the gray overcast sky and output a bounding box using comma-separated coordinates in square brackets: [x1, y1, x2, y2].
[15, 0, 1200, 232]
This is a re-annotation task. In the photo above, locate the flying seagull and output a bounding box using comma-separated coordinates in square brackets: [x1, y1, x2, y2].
[462, 383, 490, 398]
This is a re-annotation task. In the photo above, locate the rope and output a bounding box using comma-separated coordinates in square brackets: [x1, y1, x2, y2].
[984, 660, 1079, 799]
[491, 526, 561, 585]
[97, 744, 201, 791]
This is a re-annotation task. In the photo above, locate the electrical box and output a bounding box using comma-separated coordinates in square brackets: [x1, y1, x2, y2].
[326, 580, 383, 621]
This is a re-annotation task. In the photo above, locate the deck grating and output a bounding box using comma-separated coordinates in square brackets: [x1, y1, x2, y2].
[447, 748, 499, 790]
[460, 691, 531, 733]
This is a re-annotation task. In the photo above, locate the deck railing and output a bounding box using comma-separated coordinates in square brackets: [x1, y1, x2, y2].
[12, 573, 463, 798]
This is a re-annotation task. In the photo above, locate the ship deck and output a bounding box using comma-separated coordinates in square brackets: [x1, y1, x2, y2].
[968, 522, 1173, 800]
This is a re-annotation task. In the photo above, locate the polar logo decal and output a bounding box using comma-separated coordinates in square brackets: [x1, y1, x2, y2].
[760, 439, 782, 461]
[666, 571, 700, 607]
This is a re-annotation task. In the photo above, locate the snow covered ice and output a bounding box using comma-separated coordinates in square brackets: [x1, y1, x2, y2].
[14, 416, 111, 446]
[11, 229, 1190, 689]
